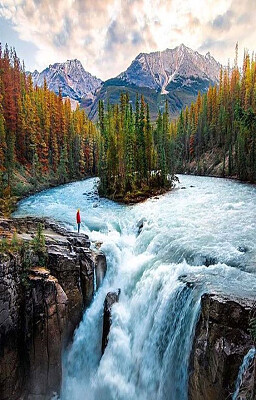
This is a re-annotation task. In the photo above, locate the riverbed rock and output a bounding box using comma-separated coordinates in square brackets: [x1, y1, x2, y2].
[102, 289, 121, 355]
[95, 252, 107, 290]
[189, 293, 256, 400]
[0, 217, 107, 400]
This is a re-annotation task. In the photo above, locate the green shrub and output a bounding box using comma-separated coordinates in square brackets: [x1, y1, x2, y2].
[11, 231, 19, 249]
[20, 241, 31, 269]
[13, 181, 32, 197]
[32, 223, 47, 266]
[0, 237, 8, 253]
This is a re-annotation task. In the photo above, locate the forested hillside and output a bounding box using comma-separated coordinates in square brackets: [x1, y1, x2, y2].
[170, 45, 256, 182]
[0, 44, 99, 214]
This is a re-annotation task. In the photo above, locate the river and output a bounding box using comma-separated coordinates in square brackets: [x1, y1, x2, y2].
[14, 175, 256, 400]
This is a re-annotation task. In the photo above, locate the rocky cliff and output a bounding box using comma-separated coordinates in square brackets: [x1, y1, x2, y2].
[1, 217, 255, 400]
[0, 217, 106, 400]
[189, 293, 256, 400]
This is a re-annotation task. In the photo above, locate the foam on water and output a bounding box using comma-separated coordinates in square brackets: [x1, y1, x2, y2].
[14, 175, 256, 399]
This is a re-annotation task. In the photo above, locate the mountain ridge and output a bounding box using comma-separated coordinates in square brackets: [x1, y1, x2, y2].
[117, 44, 221, 94]
[87, 44, 221, 120]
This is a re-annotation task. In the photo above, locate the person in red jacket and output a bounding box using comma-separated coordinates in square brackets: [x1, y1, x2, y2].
[76, 209, 81, 233]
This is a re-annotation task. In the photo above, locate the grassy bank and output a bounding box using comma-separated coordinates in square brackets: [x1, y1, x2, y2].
[0, 165, 90, 217]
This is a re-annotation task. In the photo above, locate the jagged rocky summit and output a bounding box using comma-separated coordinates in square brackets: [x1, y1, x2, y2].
[28, 44, 221, 119]
[29, 59, 102, 105]
[118, 43, 220, 94]
[0, 217, 106, 400]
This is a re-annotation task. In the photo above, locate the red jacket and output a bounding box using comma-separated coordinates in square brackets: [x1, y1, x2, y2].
[76, 211, 81, 224]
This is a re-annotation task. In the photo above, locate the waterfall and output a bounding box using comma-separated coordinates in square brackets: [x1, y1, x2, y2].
[14, 175, 256, 399]
[61, 261, 203, 400]
[232, 347, 256, 400]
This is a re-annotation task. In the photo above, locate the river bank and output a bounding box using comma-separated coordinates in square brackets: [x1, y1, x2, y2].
[0, 167, 95, 217]
[104, 184, 173, 204]
[178, 148, 256, 185]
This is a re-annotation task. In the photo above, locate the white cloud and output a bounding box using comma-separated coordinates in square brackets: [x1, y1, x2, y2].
[0, 0, 255, 79]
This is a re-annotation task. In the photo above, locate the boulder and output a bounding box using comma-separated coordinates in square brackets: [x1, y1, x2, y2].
[95, 252, 107, 290]
[101, 289, 121, 355]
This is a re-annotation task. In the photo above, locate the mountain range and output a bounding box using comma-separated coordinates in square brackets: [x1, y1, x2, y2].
[29, 44, 221, 119]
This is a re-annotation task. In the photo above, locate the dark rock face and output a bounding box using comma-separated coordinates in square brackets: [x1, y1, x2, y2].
[136, 218, 145, 236]
[0, 252, 24, 400]
[0, 217, 107, 400]
[189, 293, 255, 400]
[102, 289, 120, 355]
[25, 268, 68, 399]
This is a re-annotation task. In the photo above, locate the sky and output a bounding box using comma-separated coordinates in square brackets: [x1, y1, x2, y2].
[0, 0, 256, 80]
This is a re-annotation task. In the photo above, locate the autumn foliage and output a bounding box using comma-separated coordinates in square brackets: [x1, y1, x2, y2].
[0, 44, 99, 214]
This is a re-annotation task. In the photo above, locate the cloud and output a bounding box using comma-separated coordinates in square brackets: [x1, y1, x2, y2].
[104, 20, 128, 52]
[53, 16, 72, 48]
[212, 10, 233, 31]
[0, 0, 256, 80]
[199, 38, 230, 54]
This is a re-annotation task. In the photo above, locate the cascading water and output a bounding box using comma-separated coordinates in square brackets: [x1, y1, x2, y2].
[14, 175, 256, 399]
[232, 347, 256, 400]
